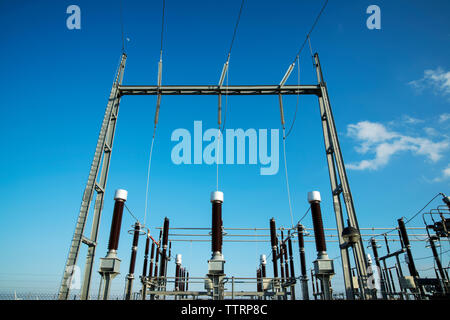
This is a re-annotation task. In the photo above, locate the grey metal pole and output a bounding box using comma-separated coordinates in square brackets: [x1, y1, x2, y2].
[314, 53, 368, 299]
[59, 54, 127, 300]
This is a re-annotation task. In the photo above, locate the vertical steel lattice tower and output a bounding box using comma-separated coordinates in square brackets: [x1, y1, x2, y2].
[58, 54, 127, 300]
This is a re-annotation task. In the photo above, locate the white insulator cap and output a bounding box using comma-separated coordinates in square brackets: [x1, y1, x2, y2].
[367, 254, 372, 264]
[210, 191, 224, 203]
[114, 189, 128, 202]
[176, 254, 182, 265]
[260, 254, 267, 265]
[307, 191, 321, 203]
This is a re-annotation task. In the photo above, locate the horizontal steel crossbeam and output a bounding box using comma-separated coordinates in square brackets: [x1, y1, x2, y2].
[119, 85, 321, 96]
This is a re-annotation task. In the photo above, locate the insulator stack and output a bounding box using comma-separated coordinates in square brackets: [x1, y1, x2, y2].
[429, 236, 448, 288]
[297, 224, 307, 277]
[129, 223, 140, 274]
[281, 231, 289, 279]
[269, 218, 278, 277]
[125, 222, 141, 300]
[211, 191, 224, 255]
[159, 218, 170, 277]
[287, 231, 295, 280]
[260, 254, 267, 278]
[309, 191, 327, 254]
[278, 245, 285, 281]
[154, 231, 161, 279]
[107, 189, 128, 253]
[142, 233, 150, 279]
[370, 238, 387, 299]
[398, 218, 426, 297]
[148, 241, 155, 279]
[256, 268, 262, 292]
[175, 254, 182, 291]
[398, 218, 418, 277]
[186, 272, 189, 291]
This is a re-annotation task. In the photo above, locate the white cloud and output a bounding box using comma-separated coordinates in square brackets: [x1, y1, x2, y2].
[424, 127, 439, 136]
[346, 121, 449, 171]
[433, 164, 450, 182]
[402, 115, 424, 125]
[439, 113, 450, 123]
[444, 165, 450, 178]
[409, 67, 450, 97]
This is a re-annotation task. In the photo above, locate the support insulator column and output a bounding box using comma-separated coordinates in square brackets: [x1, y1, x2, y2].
[98, 189, 127, 300]
[297, 224, 309, 300]
[125, 222, 141, 300]
[287, 230, 296, 300]
[398, 218, 424, 297]
[141, 232, 150, 300]
[159, 218, 170, 278]
[309, 191, 334, 300]
[260, 254, 267, 278]
[207, 191, 225, 300]
[269, 218, 278, 278]
[429, 236, 449, 293]
[175, 254, 182, 292]
[211, 191, 224, 258]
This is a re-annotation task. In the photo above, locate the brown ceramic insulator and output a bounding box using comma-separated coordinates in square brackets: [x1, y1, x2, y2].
[310, 201, 327, 253]
[108, 199, 125, 251]
[212, 201, 223, 253]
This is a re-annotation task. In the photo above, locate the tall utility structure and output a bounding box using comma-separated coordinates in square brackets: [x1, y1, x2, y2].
[314, 53, 369, 299]
[59, 54, 127, 300]
[59, 52, 367, 300]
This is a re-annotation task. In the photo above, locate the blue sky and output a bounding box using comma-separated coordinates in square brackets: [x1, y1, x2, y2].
[0, 0, 449, 297]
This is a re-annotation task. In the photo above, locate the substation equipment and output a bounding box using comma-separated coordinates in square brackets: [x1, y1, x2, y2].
[58, 52, 413, 300]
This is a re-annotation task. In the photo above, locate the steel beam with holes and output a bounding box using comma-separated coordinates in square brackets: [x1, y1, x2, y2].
[118, 85, 321, 96]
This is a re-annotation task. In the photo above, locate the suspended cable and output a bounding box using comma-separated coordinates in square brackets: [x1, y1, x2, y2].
[291, 0, 328, 64]
[125, 203, 140, 224]
[372, 193, 442, 239]
[143, 0, 166, 227]
[282, 127, 295, 228]
[227, 0, 245, 59]
[216, 0, 246, 191]
[405, 193, 441, 225]
[278, 0, 329, 86]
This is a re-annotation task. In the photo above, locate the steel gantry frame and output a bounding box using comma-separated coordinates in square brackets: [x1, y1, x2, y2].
[59, 52, 368, 300]
[58, 53, 127, 300]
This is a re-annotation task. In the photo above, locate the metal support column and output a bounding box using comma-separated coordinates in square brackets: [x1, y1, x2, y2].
[314, 53, 369, 299]
[59, 54, 127, 300]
